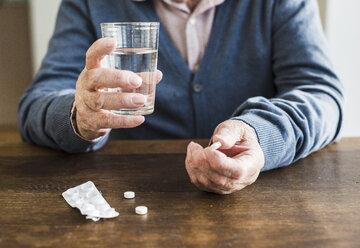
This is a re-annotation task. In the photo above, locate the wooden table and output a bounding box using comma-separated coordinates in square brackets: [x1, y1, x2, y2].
[0, 128, 359, 248]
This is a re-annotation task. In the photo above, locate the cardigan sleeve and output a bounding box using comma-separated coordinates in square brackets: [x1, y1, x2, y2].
[17, 0, 109, 153]
[232, 0, 344, 171]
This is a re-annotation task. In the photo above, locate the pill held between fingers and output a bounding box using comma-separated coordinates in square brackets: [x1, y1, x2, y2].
[210, 141, 222, 150]
[124, 191, 135, 199]
[135, 206, 148, 215]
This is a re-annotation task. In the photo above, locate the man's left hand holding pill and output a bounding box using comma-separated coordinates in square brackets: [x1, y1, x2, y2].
[185, 120, 265, 194]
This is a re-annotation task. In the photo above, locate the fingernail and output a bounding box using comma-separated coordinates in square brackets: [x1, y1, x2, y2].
[135, 116, 145, 124]
[129, 74, 142, 87]
[105, 37, 116, 49]
[132, 95, 146, 105]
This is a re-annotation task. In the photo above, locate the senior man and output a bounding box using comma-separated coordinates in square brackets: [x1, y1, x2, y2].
[18, 0, 343, 194]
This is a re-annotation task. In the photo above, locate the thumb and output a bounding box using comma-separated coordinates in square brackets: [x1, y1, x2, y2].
[86, 37, 116, 70]
[211, 120, 245, 149]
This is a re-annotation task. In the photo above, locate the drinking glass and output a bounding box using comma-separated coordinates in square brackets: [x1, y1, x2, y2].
[101, 22, 160, 115]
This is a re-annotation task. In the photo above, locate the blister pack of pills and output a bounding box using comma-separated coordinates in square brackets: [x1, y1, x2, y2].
[62, 181, 119, 222]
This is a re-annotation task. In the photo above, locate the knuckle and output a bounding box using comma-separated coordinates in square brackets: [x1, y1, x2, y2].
[186, 160, 195, 171]
[194, 181, 203, 190]
[75, 111, 86, 128]
[76, 70, 86, 89]
[232, 167, 243, 180]
[246, 173, 259, 185]
[102, 113, 113, 128]
[90, 118, 100, 130]
[92, 92, 104, 110]
[93, 112, 108, 129]
[85, 50, 96, 67]
[199, 177, 210, 188]
[191, 156, 203, 169]
[87, 70, 99, 84]
[185, 164, 197, 178]
[115, 70, 128, 85]
[118, 94, 132, 107]
[83, 122, 95, 133]
[77, 113, 93, 131]
[85, 48, 92, 60]
[215, 177, 227, 188]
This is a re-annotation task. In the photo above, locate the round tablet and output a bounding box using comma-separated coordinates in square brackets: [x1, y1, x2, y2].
[210, 141, 222, 150]
[135, 206, 148, 215]
[124, 191, 135, 199]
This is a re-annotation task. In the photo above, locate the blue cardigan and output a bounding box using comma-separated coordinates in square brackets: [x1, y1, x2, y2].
[18, 0, 344, 171]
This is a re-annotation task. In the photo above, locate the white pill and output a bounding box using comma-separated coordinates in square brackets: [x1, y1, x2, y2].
[135, 206, 148, 215]
[124, 191, 135, 199]
[210, 141, 222, 150]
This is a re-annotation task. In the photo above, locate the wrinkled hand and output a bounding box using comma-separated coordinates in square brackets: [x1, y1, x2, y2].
[185, 120, 265, 194]
[74, 37, 162, 140]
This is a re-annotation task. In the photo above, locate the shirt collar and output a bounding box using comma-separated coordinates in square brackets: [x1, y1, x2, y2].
[132, 0, 225, 15]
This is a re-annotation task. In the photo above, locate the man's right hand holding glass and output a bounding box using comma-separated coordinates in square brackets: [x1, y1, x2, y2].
[74, 37, 163, 140]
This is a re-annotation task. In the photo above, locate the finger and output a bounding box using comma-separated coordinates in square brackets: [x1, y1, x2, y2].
[195, 173, 214, 193]
[192, 177, 209, 192]
[207, 147, 261, 183]
[78, 108, 145, 130]
[188, 141, 204, 153]
[212, 120, 245, 149]
[85, 68, 142, 90]
[186, 142, 207, 170]
[188, 141, 206, 163]
[196, 173, 233, 195]
[83, 91, 146, 111]
[185, 142, 194, 169]
[86, 37, 116, 70]
[186, 143, 238, 194]
[99, 112, 145, 129]
[186, 142, 209, 187]
[205, 170, 231, 191]
[186, 142, 204, 174]
[231, 152, 261, 181]
[207, 170, 252, 193]
[187, 143, 226, 193]
[202, 166, 252, 194]
[204, 147, 245, 179]
[188, 142, 229, 186]
[155, 70, 163, 84]
[136, 70, 162, 84]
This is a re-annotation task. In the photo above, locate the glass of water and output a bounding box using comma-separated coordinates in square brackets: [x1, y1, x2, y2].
[101, 22, 160, 115]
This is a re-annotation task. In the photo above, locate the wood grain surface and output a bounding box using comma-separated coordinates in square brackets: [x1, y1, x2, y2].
[0, 129, 359, 248]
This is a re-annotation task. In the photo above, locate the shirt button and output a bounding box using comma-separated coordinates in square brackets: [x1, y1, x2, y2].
[193, 83, 203, 93]
[189, 18, 196, 25]
[193, 64, 199, 74]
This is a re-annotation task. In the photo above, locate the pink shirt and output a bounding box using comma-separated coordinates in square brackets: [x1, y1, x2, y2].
[133, 0, 225, 72]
